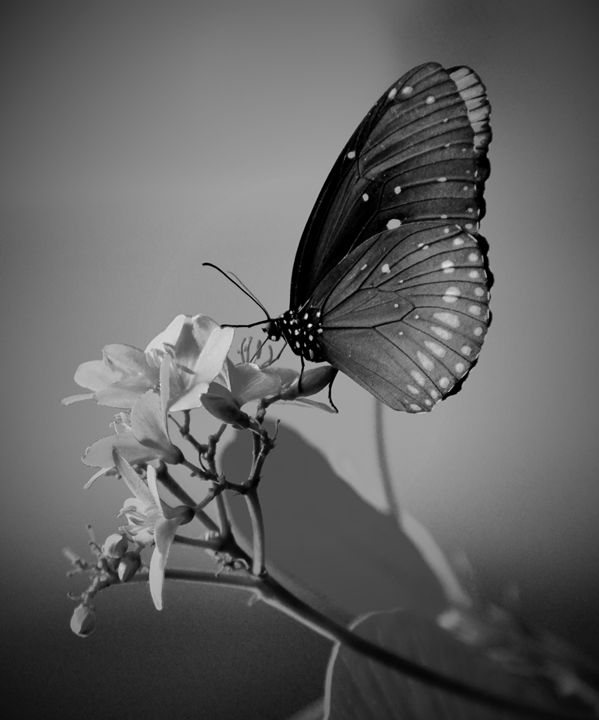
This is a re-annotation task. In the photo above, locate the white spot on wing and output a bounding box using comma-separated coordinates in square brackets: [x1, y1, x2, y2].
[433, 312, 460, 328]
[424, 340, 446, 358]
[455, 362, 465, 373]
[474, 326, 484, 337]
[469, 304, 482, 316]
[388, 87, 397, 100]
[386, 218, 402, 230]
[474, 286, 484, 296]
[394, 185, 402, 194]
[417, 351, 434, 372]
[381, 263, 391, 274]
[347, 150, 356, 159]
[461, 345, 472, 356]
[439, 377, 450, 389]
[443, 287, 461, 304]
[401, 85, 413, 96]
[410, 369, 426, 387]
[431, 325, 452, 340]
[362, 193, 369, 202]
[407, 385, 419, 395]
[453, 237, 465, 247]
[426, 95, 436, 104]
[441, 260, 455, 273]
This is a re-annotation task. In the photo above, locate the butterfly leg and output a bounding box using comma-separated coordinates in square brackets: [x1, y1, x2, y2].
[327, 369, 339, 413]
[298, 356, 306, 394]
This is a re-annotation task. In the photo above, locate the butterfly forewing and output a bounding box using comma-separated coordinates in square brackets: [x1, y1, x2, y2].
[310, 223, 492, 412]
[290, 62, 491, 307]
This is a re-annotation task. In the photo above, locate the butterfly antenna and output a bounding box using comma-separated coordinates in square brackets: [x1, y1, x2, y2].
[202, 262, 272, 327]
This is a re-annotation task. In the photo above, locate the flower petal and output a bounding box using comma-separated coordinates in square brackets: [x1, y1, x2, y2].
[94, 384, 153, 409]
[229, 363, 282, 406]
[287, 397, 338, 413]
[130, 391, 181, 464]
[73, 359, 120, 393]
[145, 465, 163, 512]
[113, 451, 158, 510]
[83, 431, 158, 470]
[191, 324, 234, 382]
[145, 315, 188, 357]
[149, 517, 181, 611]
[201, 392, 251, 427]
[102, 344, 150, 376]
[61, 392, 96, 406]
[83, 466, 115, 489]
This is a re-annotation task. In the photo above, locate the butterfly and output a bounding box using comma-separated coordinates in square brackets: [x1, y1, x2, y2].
[221, 62, 492, 413]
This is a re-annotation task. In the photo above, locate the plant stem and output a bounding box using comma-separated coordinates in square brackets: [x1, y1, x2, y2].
[170, 412, 206, 454]
[159, 567, 591, 720]
[173, 535, 219, 550]
[213, 483, 231, 537]
[157, 465, 197, 507]
[245, 488, 265, 575]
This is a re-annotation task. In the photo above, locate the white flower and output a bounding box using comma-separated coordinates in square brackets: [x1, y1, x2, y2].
[114, 452, 193, 611]
[63, 314, 233, 412]
[83, 390, 182, 486]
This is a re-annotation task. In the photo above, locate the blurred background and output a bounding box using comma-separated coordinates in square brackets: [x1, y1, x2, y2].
[2, 0, 599, 717]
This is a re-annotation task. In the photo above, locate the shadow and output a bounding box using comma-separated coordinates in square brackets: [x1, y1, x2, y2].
[222, 422, 448, 620]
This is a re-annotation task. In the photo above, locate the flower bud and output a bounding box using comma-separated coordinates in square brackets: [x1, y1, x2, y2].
[170, 505, 195, 526]
[70, 603, 96, 637]
[117, 551, 142, 582]
[281, 366, 337, 400]
[201, 393, 251, 428]
[101, 533, 129, 559]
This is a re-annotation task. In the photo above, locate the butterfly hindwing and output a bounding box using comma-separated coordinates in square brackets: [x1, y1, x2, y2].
[310, 223, 492, 412]
[290, 62, 491, 307]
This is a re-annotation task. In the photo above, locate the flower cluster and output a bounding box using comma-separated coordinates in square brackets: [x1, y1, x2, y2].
[64, 314, 336, 628]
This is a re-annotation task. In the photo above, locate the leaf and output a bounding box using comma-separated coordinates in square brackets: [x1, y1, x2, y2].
[325, 609, 570, 720]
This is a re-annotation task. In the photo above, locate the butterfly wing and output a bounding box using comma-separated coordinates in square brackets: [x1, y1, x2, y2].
[310, 222, 492, 412]
[291, 62, 491, 307]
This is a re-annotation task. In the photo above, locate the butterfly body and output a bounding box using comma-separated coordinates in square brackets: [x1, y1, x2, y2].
[272, 62, 492, 412]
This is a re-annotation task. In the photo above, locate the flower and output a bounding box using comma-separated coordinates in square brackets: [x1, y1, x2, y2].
[101, 533, 129, 559]
[82, 390, 182, 486]
[278, 366, 338, 405]
[200, 360, 281, 426]
[201, 361, 337, 423]
[62, 344, 158, 409]
[114, 451, 193, 610]
[149, 314, 233, 413]
[117, 551, 142, 582]
[63, 314, 233, 412]
[70, 603, 96, 637]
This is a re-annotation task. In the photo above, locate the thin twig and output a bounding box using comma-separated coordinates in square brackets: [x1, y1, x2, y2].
[245, 488, 265, 576]
[170, 412, 207, 455]
[156, 464, 197, 507]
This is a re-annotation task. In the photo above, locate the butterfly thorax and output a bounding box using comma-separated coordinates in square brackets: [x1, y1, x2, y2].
[267, 307, 326, 362]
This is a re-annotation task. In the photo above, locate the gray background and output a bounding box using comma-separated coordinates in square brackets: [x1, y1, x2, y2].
[2, 1, 599, 718]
